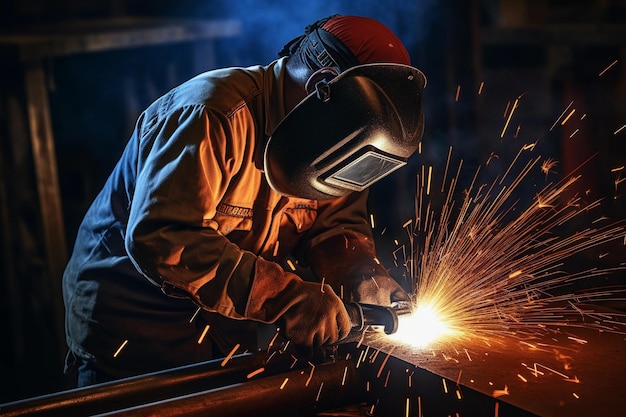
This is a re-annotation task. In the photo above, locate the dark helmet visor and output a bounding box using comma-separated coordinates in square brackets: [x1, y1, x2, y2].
[264, 63, 427, 200]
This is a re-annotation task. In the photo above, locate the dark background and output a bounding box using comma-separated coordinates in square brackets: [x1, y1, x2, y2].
[1, 0, 625, 403]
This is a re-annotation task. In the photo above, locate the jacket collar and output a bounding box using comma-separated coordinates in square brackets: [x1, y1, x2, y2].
[263, 57, 289, 138]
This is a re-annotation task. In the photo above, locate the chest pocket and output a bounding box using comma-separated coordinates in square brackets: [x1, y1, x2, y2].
[210, 202, 254, 235]
[282, 200, 318, 233]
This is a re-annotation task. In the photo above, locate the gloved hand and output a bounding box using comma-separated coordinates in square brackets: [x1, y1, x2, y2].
[279, 281, 352, 348]
[244, 258, 351, 350]
[306, 232, 411, 307]
[346, 273, 410, 306]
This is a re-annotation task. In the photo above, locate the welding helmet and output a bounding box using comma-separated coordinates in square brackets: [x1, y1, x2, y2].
[264, 63, 426, 200]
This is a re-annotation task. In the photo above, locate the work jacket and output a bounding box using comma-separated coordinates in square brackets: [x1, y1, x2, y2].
[63, 58, 387, 378]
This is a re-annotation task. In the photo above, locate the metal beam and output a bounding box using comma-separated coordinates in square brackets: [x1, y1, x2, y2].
[0, 352, 293, 416]
[95, 359, 362, 417]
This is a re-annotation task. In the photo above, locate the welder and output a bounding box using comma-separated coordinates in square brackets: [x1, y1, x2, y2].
[62, 14, 426, 387]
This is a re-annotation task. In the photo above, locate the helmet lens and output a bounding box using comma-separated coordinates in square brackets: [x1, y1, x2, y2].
[324, 150, 406, 192]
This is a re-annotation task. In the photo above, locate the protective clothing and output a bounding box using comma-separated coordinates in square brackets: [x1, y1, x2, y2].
[251, 260, 351, 348]
[63, 58, 387, 379]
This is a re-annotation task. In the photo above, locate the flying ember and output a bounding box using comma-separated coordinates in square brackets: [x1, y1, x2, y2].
[381, 140, 626, 349]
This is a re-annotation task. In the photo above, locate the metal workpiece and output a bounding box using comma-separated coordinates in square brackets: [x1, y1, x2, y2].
[0, 351, 301, 417]
[339, 342, 535, 417]
[4, 315, 624, 416]
[95, 358, 363, 417]
[351, 321, 626, 417]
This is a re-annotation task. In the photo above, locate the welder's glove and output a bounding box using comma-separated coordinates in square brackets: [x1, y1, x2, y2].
[347, 272, 410, 306]
[306, 233, 410, 307]
[245, 258, 351, 349]
[279, 280, 351, 348]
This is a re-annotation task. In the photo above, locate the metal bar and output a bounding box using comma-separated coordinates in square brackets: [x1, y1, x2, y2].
[94, 359, 363, 417]
[0, 352, 301, 417]
[23, 59, 67, 365]
[0, 18, 242, 61]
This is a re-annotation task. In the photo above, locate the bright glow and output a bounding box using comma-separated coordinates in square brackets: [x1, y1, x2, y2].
[377, 141, 626, 351]
[390, 304, 455, 348]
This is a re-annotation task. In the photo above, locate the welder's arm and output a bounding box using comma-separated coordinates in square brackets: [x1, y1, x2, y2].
[303, 194, 409, 306]
[125, 106, 350, 347]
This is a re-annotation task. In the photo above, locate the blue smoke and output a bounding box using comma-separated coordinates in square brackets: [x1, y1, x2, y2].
[170, 0, 438, 67]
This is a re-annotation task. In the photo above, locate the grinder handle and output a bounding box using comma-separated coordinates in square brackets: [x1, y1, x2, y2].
[345, 302, 399, 335]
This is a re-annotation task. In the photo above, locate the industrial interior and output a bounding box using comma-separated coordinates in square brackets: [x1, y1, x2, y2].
[1, 1, 625, 416]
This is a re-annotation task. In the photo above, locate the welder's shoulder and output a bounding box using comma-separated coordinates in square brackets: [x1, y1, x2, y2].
[164, 66, 266, 117]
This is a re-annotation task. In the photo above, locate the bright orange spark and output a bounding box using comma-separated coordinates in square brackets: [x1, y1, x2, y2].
[246, 367, 265, 379]
[540, 158, 559, 179]
[220, 343, 240, 367]
[492, 386, 509, 397]
[113, 339, 128, 358]
[599, 59, 618, 76]
[486, 152, 499, 165]
[197, 324, 210, 344]
[383, 144, 626, 350]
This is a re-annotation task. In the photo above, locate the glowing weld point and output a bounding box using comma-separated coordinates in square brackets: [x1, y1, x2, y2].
[390, 304, 454, 348]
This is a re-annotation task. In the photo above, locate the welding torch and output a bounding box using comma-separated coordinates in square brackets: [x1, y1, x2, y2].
[344, 301, 412, 335]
